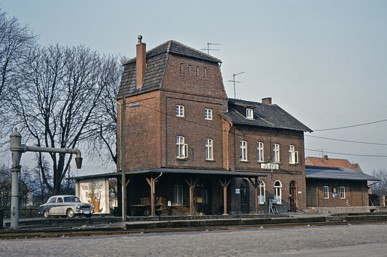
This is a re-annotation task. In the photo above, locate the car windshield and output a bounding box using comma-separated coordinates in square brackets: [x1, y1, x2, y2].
[64, 196, 81, 203]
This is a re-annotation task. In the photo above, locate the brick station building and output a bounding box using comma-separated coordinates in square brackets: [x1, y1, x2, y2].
[116, 36, 312, 216]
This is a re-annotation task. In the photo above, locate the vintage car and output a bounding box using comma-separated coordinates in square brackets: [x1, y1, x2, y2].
[38, 195, 93, 218]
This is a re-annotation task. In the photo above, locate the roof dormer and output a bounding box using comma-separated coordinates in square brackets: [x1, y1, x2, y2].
[246, 108, 254, 120]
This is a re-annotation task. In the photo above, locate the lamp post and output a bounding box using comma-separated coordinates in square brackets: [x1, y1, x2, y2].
[9, 128, 82, 228]
[119, 98, 140, 223]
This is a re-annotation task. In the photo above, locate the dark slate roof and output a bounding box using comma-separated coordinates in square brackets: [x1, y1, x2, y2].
[221, 98, 312, 132]
[305, 165, 380, 181]
[118, 40, 221, 98]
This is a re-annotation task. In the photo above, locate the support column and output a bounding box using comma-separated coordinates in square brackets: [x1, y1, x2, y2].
[219, 179, 231, 215]
[249, 178, 259, 214]
[146, 173, 162, 217]
[146, 177, 155, 216]
[185, 178, 197, 215]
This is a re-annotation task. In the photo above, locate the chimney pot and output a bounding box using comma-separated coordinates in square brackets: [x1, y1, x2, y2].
[262, 97, 272, 105]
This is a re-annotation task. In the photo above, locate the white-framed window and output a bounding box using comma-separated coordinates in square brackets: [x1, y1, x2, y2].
[258, 180, 266, 204]
[274, 180, 282, 204]
[173, 185, 183, 205]
[203, 67, 207, 78]
[246, 108, 254, 119]
[273, 143, 280, 163]
[288, 145, 299, 164]
[176, 136, 188, 159]
[257, 142, 264, 162]
[175, 105, 184, 117]
[340, 186, 345, 199]
[205, 109, 213, 120]
[205, 138, 214, 160]
[240, 140, 248, 161]
[323, 186, 329, 199]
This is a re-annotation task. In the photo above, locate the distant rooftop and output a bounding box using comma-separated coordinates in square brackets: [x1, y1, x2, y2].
[220, 98, 312, 132]
[305, 165, 379, 181]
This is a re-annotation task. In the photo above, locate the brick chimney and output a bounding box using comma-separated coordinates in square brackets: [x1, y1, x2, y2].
[136, 35, 146, 89]
[262, 97, 272, 105]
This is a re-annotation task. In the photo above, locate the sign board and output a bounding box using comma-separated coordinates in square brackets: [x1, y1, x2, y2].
[76, 178, 109, 214]
[261, 163, 279, 170]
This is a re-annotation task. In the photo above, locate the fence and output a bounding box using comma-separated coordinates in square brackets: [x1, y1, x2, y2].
[1, 208, 39, 219]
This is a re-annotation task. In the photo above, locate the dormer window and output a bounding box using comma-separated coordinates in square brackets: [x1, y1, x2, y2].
[246, 108, 254, 120]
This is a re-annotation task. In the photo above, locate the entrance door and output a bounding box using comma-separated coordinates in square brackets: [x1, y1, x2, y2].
[240, 180, 249, 213]
[289, 181, 297, 212]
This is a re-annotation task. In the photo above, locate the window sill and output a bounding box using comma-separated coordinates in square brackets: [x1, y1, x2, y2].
[205, 159, 216, 162]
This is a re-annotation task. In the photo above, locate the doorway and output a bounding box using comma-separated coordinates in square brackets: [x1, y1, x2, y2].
[240, 180, 250, 213]
[289, 181, 297, 212]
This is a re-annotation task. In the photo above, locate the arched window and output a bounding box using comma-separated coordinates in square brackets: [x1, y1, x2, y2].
[274, 180, 282, 204]
[258, 180, 265, 204]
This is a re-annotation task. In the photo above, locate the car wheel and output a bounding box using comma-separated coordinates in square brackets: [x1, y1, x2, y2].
[66, 208, 75, 218]
[43, 210, 49, 219]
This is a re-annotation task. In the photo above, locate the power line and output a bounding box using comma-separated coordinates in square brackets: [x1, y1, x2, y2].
[305, 148, 387, 158]
[306, 135, 387, 146]
[314, 118, 387, 132]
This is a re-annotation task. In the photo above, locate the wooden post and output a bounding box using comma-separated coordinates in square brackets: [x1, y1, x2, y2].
[219, 179, 231, 215]
[146, 177, 155, 216]
[248, 178, 259, 214]
[185, 178, 197, 215]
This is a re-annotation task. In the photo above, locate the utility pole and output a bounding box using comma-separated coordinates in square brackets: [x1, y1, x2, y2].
[228, 72, 245, 99]
[9, 128, 83, 229]
[119, 98, 140, 223]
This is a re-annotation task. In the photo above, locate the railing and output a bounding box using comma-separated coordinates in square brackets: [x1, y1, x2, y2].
[1, 208, 39, 219]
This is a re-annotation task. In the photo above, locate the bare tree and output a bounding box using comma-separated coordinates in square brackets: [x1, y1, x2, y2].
[0, 9, 35, 144]
[83, 58, 122, 165]
[13, 44, 121, 194]
[372, 168, 387, 196]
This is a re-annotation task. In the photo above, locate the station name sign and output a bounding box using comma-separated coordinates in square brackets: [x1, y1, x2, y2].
[261, 163, 279, 170]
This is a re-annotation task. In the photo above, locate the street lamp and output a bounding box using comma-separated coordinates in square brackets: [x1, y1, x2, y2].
[118, 98, 140, 223]
[9, 128, 82, 228]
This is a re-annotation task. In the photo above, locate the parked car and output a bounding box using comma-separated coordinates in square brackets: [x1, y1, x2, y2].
[38, 195, 93, 218]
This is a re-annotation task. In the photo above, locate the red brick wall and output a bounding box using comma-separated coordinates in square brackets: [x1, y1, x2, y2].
[117, 91, 162, 170]
[226, 125, 307, 211]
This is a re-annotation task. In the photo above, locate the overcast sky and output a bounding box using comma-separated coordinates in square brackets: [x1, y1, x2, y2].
[1, 0, 386, 175]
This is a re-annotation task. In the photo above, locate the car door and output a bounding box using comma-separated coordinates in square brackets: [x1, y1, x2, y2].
[50, 197, 64, 215]
[46, 196, 58, 215]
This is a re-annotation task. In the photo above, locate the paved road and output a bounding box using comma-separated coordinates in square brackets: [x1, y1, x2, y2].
[1, 223, 387, 257]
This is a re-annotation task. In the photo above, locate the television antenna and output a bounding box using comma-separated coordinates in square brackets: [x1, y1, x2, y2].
[228, 72, 245, 99]
[201, 43, 220, 55]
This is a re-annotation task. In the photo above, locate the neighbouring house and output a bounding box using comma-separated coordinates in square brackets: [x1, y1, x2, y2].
[114, 36, 312, 216]
[305, 156, 379, 213]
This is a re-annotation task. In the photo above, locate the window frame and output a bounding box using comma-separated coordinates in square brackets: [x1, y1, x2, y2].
[258, 180, 266, 204]
[173, 185, 183, 205]
[274, 180, 282, 204]
[246, 108, 254, 120]
[323, 186, 329, 199]
[240, 140, 248, 161]
[205, 138, 214, 161]
[288, 145, 299, 164]
[273, 143, 280, 163]
[204, 108, 213, 120]
[175, 105, 184, 117]
[176, 136, 188, 159]
[257, 142, 264, 162]
[340, 186, 345, 199]
[179, 63, 184, 77]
